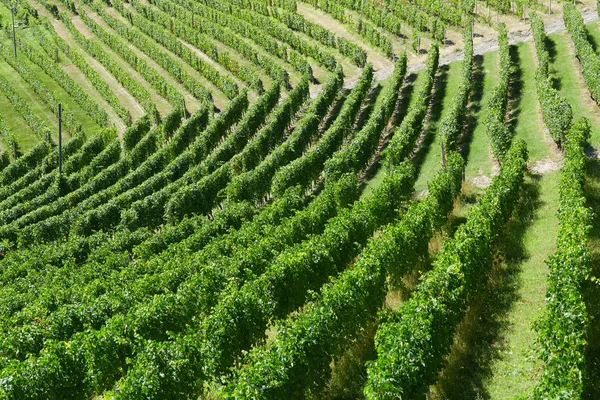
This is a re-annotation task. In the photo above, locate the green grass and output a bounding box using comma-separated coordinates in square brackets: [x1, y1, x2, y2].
[512, 42, 552, 162]
[414, 60, 463, 192]
[482, 171, 558, 399]
[549, 32, 600, 146]
[0, 91, 40, 153]
[464, 51, 498, 181]
[360, 69, 423, 198]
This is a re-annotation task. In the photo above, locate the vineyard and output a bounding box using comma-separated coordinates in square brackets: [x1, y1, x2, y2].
[0, 0, 599, 398]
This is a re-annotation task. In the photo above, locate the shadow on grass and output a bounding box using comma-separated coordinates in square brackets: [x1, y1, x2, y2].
[411, 65, 450, 178]
[359, 71, 417, 186]
[433, 173, 542, 400]
[459, 54, 484, 166]
[583, 157, 600, 398]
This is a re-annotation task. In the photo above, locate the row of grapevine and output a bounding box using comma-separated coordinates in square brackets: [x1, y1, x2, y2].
[112, 162, 406, 398]
[16, 33, 109, 127]
[0, 173, 359, 398]
[0, 73, 52, 141]
[0, 110, 168, 245]
[0, 41, 83, 136]
[145, 0, 288, 68]
[189, 0, 337, 71]
[32, 20, 133, 125]
[146, 0, 318, 77]
[408, 0, 464, 26]
[229, 29, 473, 397]
[384, 45, 439, 166]
[486, 22, 512, 161]
[115, 0, 262, 94]
[271, 65, 374, 196]
[12, 108, 188, 244]
[563, 3, 600, 104]
[226, 67, 344, 203]
[228, 152, 464, 398]
[530, 12, 572, 147]
[71, 104, 213, 236]
[0, 142, 51, 187]
[87, 2, 218, 101]
[533, 118, 592, 398]
[199, 163, 415, 387]
[365, 139, 528, 398]
[76, 8, 188, 105]
[140, 0, 290, 87]
[119, 85, 279, 230]
[257, 5, 367, 66]
[440, 22, 473, 151]
[101, 0, 241, 99]
[0, 132, 86, 209]
[0, 132, 123, 231]
[118, 88, 271, 231]
[325, 53, 407, 179]
[58, 12, 155, 113]
[164, 78, 310, 222]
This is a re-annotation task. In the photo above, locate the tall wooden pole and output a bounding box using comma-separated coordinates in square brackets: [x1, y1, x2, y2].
[58, 103, 62, 175]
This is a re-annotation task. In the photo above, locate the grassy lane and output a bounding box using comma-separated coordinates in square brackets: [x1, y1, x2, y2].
[463, 51, 497, 183]
[433, 171, 558, 400]
[0, 92, 40, 152]
[511, 42, 553, 162]
[360, 69, 422, 198]
[432, 43, 558, 399]
[549, 32, 600, 145]
[414, 61, 462, 192]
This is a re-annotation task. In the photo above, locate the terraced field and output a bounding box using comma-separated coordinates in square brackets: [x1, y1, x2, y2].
[0, 0, 599, 399]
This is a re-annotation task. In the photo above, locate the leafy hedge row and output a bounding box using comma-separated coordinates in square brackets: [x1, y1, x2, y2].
[264, 6, 367, 66]
[141, 0, 289, 88]
[120, 0, 262, 94]
[563, 3, 600, 104]
[32, 21, 132, 125]
[164, 78, 309, 222]
[271, 65, 373, 196]
[530, 12, 572, 147]
[226, 67, 344, 203]
[119, 89, 259, 230]
[0, 133, 122, 235]
[0, 132, 88, 213]
[0, 176, 356, 398]
[72, 105, 212, 236]
[384, 45, 439, 166]
[120, 84, 279, 230]
[228, 152, 464, 399]
[195, 0, 337, 71]
[486, 23, 512, 161]
[534, 118, 592, 398]
[0, 42, 82, 138]
[0, 142, 51, 188]
[89, 2, 219, 102]
[77, 9, 186, 106]
[325, 54, 407, 180]
[200, 163, 415, 384]
[0, 109, 175, 246]
[365, 140, 528, 398]
[58, 13, 154, 113]
[440, 23, 473, 151]
[16, 35, 109, 127]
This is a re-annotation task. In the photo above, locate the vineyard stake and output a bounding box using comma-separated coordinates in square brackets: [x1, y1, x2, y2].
[58, 103, 62, 175]
[11, 6, 16, 58]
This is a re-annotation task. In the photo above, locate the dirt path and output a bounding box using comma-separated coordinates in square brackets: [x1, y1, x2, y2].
[410, 4, 599, 73]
